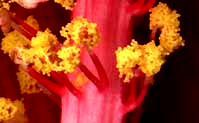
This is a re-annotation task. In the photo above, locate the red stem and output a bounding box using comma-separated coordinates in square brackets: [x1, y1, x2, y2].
[89, 52, 109, 87]
[78, 62, 104, 90]
[12, 13, 38, 36]
[51, 71, 81, 97]
[121, 79, 149, 114]
[11, 22, 33, 40]
[125, 0, 155, 15]
[122, 77, 137, 103]
[135, 0, 155, 15]
[26, 66, 64, 96]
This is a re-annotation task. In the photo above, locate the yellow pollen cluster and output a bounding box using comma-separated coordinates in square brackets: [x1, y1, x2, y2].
[1, 15, 39, 55]
[16, 29, 80, 75]
[0, 0, 13, 10]
[55, 45, 80, 73]
[139, 41, 165, 77]
[4, 99, 28, 123]
[60, 17, 100, 49]
[116, 40, 165, 82]
[115, 40, 142, 82]
[1, 31, 29, 54]
[54, 0, 75, 10]
[1, 15, 80, 76]
[116, 3, 185, 82]
[150, 2, 185, 56]
[31, 29, 58, 48]
[17, 67, 41, 94]
[0, 97, 17, 121]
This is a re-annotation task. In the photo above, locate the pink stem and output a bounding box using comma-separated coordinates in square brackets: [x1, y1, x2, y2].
[51, 71, 81, 97]
[26, 66, 64, 96]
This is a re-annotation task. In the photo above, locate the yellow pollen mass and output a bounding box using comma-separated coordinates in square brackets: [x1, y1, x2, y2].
[12, 29, 80, 75]
[4, 99, 28, 123]
[116, 3, 185, 82]
[150, 2, 185, 56]
[60, 17, 100, 49]
[17, 67, 41, 94]
[54, 0, 75, 10]
[1, 15, 39, 55]
[0, 97, 17, 121]
[116, 40, 165, 82]
[115, 40, 142, 82]
[56, 45, 80, 73]
[31, 29, 58, 49]
[1, 31, 29, 54]
[139, 41, 165, 76]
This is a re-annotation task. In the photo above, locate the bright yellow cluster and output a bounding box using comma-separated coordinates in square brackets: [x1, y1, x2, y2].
[116, 40, 165, 82]
[139, 41, 165, 77]
[0, 97, 17, 121]
[150, 2, 185, 56]
[116, 2, 185, 82]
[16, 67, 41, 94]
[17, 30, 80, 75]
[0, 0, 13, 10]
[31, 29, 58, 48]
[60, 17, 100, 50]
[4, 99, 28, 123]
[115, 40, 142, 82]
[1, 15, 81, 75]
[1, 31, 29, 54]
[54, 0, 75, 10]
[1, 15, 39, 55]
[56, 45, 80, 73]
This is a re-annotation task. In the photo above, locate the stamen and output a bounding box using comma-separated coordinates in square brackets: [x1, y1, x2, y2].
[26, 66, 65, 96]
[89, 52, 109, 87]
[51, 71, 81, 97]
[121, 77, 149, 114]
[78, 63, 104, 90]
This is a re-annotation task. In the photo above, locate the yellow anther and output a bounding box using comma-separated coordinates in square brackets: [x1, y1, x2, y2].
[116, 3, 185, 83]
[60, 17, 100, 49]
[56, 45, 80, 73]
[4, 99, 29, 123]
[150, 2, 185, 55]
[17, 67, 41, 94]
[139, 41, 165, 76]
[115, 39, 142, 82]
[116, 40, 165, 82]
[1, 31, 29, 54]
[0, 97, 17, 121]
[31, 29, 58, 49]
[54, 0, 75, 10]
